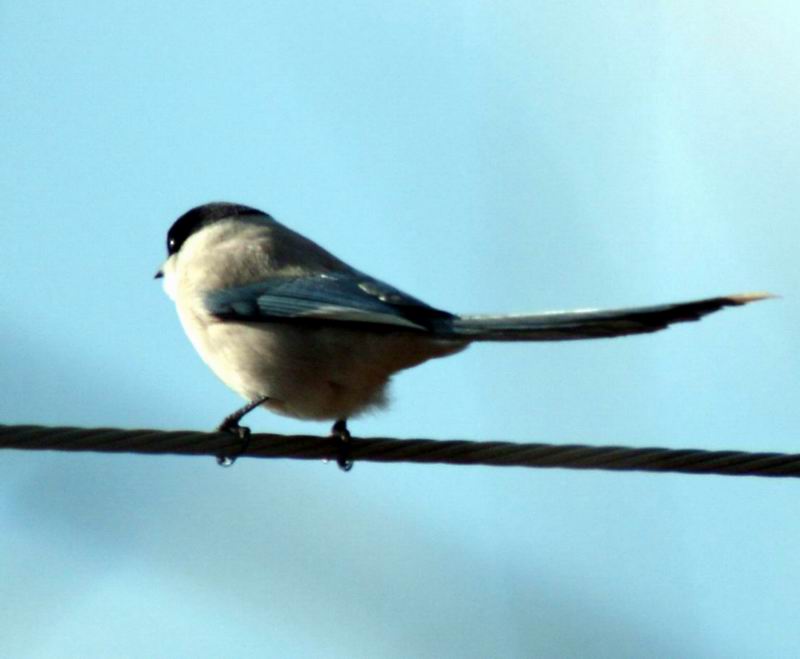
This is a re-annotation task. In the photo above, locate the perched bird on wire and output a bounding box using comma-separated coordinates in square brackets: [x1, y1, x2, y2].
[156, 202, 770, 464]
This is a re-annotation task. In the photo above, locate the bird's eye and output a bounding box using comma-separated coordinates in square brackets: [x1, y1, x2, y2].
[167, 236, 177, 254]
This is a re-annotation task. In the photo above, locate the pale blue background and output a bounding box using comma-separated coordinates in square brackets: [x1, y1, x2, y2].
[1, 2, 798, 657]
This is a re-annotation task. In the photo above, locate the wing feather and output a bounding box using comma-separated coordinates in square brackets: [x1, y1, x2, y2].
[205, 272, 453, 331]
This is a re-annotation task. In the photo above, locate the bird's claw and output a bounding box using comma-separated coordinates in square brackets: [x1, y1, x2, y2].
[215, 422, 252, 467]
[331, 419, 353, 472]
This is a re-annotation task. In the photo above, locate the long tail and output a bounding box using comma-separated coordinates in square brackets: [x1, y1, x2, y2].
[442, 292, 773, 342]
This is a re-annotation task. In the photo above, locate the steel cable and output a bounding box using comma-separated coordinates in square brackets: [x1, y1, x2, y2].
[1, 424, 798, 478]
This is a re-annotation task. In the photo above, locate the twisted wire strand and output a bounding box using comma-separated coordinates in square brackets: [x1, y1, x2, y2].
[0, 424, 797, 478]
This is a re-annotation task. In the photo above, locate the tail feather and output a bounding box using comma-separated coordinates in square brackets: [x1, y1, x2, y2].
[444, 292, 773, 342]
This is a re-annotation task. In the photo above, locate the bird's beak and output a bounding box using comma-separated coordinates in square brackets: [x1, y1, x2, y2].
[154, 269, 164, 279]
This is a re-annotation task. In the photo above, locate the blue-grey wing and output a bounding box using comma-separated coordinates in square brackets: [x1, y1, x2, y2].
[204, 272, 454, 331]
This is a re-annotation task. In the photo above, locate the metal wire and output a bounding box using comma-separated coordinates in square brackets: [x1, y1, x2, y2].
[0, 423, 797, 478]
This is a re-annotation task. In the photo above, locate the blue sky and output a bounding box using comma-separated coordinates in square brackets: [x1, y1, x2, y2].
[1, 2, 799, 657]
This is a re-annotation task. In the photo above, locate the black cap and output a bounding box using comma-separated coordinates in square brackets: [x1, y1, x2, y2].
[165, 202, 268, 256]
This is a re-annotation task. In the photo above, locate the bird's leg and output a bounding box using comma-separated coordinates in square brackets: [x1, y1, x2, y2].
[215, 395, 271, 466]
[331, 418, 353, 472]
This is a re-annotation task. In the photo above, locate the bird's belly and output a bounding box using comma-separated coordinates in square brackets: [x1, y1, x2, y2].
[181, 312, 465, 421]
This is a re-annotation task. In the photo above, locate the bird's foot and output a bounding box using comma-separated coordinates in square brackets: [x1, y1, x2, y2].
[214, 395, 270, 467]
[215, 420, 251, 467]
[331, 419, 353, 472]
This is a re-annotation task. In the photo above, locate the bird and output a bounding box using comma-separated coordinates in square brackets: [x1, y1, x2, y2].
[156, 202, 770, 463]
